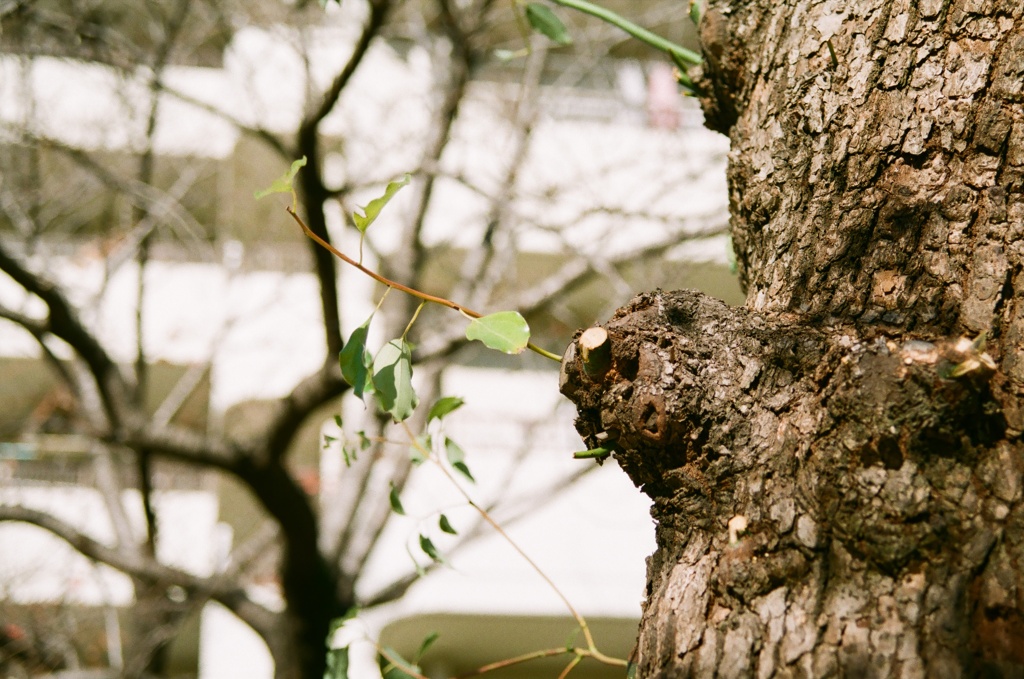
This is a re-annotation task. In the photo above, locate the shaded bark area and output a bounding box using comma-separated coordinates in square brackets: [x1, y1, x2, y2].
[562, 0, 1024, 676]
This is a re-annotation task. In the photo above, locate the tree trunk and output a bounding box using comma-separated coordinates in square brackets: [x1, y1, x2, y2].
[561, 1, 1024, 676]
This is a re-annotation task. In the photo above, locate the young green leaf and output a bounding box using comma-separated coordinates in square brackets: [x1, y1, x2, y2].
[254, 156, 307, 200]
[388, 482, 405, 515]
[339, 317, 374, 401]
[438, 514, 458, 535]
[427, 396, 465, 423]
[688, 0, 701, 25]
[341, 444, 356, 467]
[414, 632, 440, 663]
[419, 534, 447, 565]
[445, 437, 475, 483]
[353, 174, 411, 234]
[465, 311, 530, 354]
[372, 339, 419, 422]
[564, 627, 582, 651]
[379, 646, 420, 679]
[525, 3, 572, 46]
[452, 461, 474, 482]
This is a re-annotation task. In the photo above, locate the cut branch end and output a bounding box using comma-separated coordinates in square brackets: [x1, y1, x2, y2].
[579, 327, 611, 380]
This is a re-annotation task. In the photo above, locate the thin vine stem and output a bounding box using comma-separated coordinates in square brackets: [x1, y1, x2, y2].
[557, 653, 584, 679]
[402, 423, 628, 669]
[286, 207, 560, 361]
[377, 644, 430, 679]
[403, 301, 427, 340]
[547, 0, 702, 66]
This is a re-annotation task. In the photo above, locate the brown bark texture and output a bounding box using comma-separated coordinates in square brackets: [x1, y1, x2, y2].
[561, 1, 1024, 677]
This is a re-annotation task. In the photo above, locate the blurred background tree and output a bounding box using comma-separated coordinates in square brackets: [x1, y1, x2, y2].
[0, 1, 734, 677]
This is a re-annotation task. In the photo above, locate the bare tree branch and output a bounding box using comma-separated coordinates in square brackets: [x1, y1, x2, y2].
[120, 423, 243, 472]
[449, 45, 548, 313]
[0, 240, 132, 428]
[0, 505, 278, 644]
[297, 0, 393, 357]
[263, 360, 349, 462]
[389, 0, 473, 301]
[4, 134, 216, 258]
[158, 84, 292, 159]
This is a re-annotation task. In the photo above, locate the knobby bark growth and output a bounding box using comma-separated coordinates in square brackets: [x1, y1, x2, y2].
[562, 1, 1023, 676]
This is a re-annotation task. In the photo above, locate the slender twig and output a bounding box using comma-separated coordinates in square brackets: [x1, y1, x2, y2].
[548, 0, 702, 66]
[557, 652, 584, 679]
[377, 645, 431, 679]
[402, 424, 627, 668]
[457, 647, 577, 678]
[285, 207, 560, 361]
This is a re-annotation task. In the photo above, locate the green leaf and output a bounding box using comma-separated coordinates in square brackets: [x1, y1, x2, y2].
[353, 174, 411, 234]
[465, 311, 530, 354]
[388, 482, 405, 515]
[452, 461, 474, 482]
[357, 430, 371, 450]
[341, 444, 356, 467]
[419, 534, 447, 565]
[563, 626, 581, 651]
[445, 437, 475, 483]
[340, 317, 374, 401]
[525, 3, 572, 46]
[438, 514, 458, 535]
[372, 339, 419, 422]
[254, 156, 307, 200]
[427, 396, 465, 423]
[688, 0, 701, 25]
[414, 632, 440, 663]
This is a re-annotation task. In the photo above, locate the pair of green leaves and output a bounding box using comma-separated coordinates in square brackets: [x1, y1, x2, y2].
[339, 315, 418, 422]
[255, 157, 407, 243]
[340, 310, 530, 422]
[254, 156, 307, 210]
[388, 484, 458, 568]
[414, 396, 476, 484]
[379, 632, 440, 679]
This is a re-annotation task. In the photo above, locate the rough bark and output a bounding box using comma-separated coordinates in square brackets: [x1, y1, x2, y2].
[561, 0, 1024, 676]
